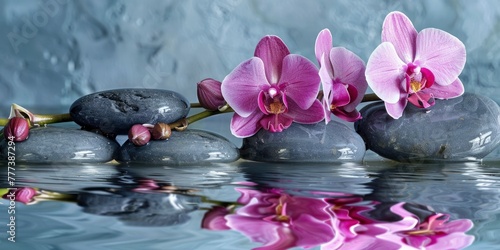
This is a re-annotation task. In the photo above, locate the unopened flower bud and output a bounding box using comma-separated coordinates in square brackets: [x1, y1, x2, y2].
[197, 78, 226, 111]
[128, 124, 151, 146]
[151, 122, 172, 140]
[4, 117, 30, 142]
[2, 187, 37, 204]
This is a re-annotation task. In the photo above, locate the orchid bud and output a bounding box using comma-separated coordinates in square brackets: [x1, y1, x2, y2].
[197, 78, 225, 111]
[128, 124, 151, 146]
[4, 117, 30, 142]
[151, 122, 172, 140]
[2, 187, 37, 204]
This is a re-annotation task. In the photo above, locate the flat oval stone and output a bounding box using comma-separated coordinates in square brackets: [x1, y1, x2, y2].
[355, 93, 500, 162]
[0, 127, 120, 163]
[240, 121, 366, 163]
[117, 129, 240, 165]
[70, 88, 190, 134]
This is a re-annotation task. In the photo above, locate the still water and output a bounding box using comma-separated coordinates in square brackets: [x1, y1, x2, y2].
[1, 160, 500, 250]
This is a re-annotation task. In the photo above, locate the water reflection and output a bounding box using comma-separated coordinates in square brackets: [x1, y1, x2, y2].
[202, 186, 474, 250]
[77, 187, 200, 227]
[3, 161, 498, 249]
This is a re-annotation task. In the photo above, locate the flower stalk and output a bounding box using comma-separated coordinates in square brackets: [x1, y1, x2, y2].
[361, 93, 381, 102]
[168, 106, 234, 130]
[0, 94, 380, 129]
[0, 113, 72, 126]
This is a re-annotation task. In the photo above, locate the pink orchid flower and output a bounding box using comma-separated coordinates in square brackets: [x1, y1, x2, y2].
[315, 29, 368, 123]
[221, 35, 324, 138]
[224, 188, 337, 249]
[366, 11, 466, 119]
[397, 212, 475, 250]
[347, 203, 474, 250]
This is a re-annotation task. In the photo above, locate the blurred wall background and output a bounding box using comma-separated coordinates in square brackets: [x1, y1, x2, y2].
[0, 0, 499, 148]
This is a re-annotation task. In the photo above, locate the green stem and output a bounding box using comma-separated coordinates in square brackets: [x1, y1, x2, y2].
[1, 92, 381, 128]
[188, 107, 234, 124]
[0, 113, 73, 126]
[32, 113, 73, 126]
[0, 118, 8, 126]
[361, 93, 381, 102]
[169, 107, 234, 129]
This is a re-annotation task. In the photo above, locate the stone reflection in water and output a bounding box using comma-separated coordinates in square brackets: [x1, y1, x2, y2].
[77, 188, 200, 227]
[365, 162, 499, 219]
[237, 161, 373, 196]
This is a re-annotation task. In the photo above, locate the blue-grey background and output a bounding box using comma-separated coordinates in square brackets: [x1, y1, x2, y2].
[1, 0, 499, 151]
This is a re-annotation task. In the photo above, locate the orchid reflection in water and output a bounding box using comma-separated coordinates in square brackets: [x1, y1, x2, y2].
[202, 186, 474, 250]
[2, 182, 475, 249]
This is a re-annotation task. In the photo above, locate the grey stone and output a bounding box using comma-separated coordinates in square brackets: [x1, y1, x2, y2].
[240, 121, 366, 163]
[70, 88, 190, 134]
[0, 127, 120, 163]
[355, 93, 500, 162]
[117, 129, 240, 165]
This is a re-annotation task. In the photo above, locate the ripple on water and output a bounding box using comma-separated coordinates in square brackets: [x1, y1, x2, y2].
[0, 163, 120, 192]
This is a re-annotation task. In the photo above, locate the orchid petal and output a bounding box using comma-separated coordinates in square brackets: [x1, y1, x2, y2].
[329, 47, 367, 111]
[344, 84, 360, 112]
[260, 114, 293, 133]
[201, 206, 231, 230]
[415, 28, 466, 86]
[226, 216, 296, 250]
[222, 58, 269, 117]
[257, 91, 269, 115]
[382, 11, 418, 62]
[385, 95, 408, 119]
[279, 54, 321, 109]
[254, 35, 290, 84]
[421, 67, 435, 88]
[322, 99, 332, 124]
[230, 111, 265, 138]
[319, 54, 334, 103]
[427, 78, 464, 99]
[293, 214, 336, 247]
[331, 83, 351, 107]
[439, 219, 474, 233]
[286, 99, 324, 124]
[408, 91, 435, 108]
[332, 108, 362, 122]
[425, 234, 475, 250]
[329, 47, 366, 88]
[366, 42, 406, 104]
[315, 29, 333, 66]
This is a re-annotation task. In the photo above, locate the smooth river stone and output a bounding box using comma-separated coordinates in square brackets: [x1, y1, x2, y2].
[355, 93, 500, 162]
[240, 121, 366, 163]
[70, 88, 190, 134]
[0, 127, 119, 163]
[117, 129, 240, 165]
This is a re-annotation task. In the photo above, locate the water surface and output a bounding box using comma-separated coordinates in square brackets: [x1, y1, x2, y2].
[1, 160, 500, 249]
